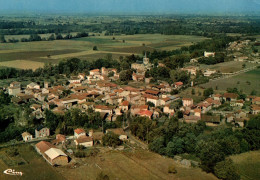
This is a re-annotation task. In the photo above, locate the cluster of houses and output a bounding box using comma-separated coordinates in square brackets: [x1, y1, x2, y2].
[181, 93, 260, 127]
[23, 126, 128, 166]
[181, 66, 217, 77]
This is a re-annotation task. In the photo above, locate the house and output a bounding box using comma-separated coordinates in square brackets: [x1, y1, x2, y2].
[21, 132, 33, 142]
[106, 128, 127, 141]
[132, 72, 145, 81]
[235, 110, 247, 119]
[251, 105, 260, 115]
[181, 66, 198, 75]
[89, 69, 100, 76]
[89, 130, 104, 144]
[234, 117, 249, 127]
[145, 94, 160, 107]
[52, 134, 66, 145]
[160, 97, 172, 106]
[223, 93, 238, 102]
[8, 82, 21, 96]
[231, 100, 244, 107]
[94, 105, 114, 115]
[35, 141, 56, 154]
[182, 98, 193, 107]
[27, 82, 40, 90]
[252, 97, 260, 105]
[183, 115, 201, 123]
[74, 128, 86, 138]
[138, 109, 153, 119]
[213, 94, 222, 101]
[226, 113, 235, 123]
[35, 126, 50, 138]
[69, 76, 81, 84]
[74, 135, 93, 147]
[163, 105, 175, 115]
[173, 82, 183, 89]
[204, 51, 215, 57]
[44, 148, 68, 166]
[193, 108, 201, 117]
[119, 101, 129, 112]
[201, 114, 221, 126]
[203, 69, 217, 77]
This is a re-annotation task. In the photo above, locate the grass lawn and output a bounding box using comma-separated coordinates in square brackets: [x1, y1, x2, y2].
[201, 68, 260, 96]
[230, 151, 260, 180]
[0, 144, 64, 180]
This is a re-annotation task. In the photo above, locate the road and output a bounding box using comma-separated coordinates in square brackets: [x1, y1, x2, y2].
[125, 130, 148, 150]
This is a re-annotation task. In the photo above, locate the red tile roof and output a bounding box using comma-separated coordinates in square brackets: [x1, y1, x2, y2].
[145, 89, 160, 95]
[35, 141, 55, 154]
[138, 110, 153, 117]
[74, 128, 85, 134]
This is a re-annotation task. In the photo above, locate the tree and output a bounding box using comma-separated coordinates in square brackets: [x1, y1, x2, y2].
[102, 132, 122, 147]
[242, 63, 246, 69]
[96, 172, 110, 180]
[203, 88, 214, 97]
[191, 88, 195, 95]
[119, 70, 132, 82]
[149, 137, 166, 155]
[93, 46, 98, 51]
[0, 35, 6, 43]
[214, 159, 240, 180]
[197, 141, 225, 173]
[166, 137, 184, 157]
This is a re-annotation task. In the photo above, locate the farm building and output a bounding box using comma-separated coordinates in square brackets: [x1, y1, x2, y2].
[106, 128, 128, 141]
[44, 148, 68, 166]
[74, 128, 86, 138]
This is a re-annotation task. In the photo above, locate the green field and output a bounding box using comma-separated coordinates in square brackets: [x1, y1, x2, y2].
[201, 68, 260, 95]
[0, 34, 207, 70]
[230, 151, 260, 180]
[199, 61, 256, 73]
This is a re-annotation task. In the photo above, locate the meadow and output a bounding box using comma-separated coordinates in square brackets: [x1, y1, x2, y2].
[56, 149, 217, 180]
[0, 34, 207, 70]
[201, 68, 260, 95]
[230, 150, 260, 180]
[199, 61, 256, 73]
[0, 144, 64, 180]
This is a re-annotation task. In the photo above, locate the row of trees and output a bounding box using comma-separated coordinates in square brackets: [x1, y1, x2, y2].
[0, 32, 89, 43]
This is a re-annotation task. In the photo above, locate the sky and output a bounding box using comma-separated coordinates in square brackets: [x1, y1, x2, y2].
[0, 0, 260, 15]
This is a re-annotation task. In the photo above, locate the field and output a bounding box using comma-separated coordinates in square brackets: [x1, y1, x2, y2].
[230, 151, 260, 180]
[0, 144, 64, 180]
[56, 149, 217, 180]
[199, 61, 256, 73]
[201, 68, 260, 95]
[0, 34, 207, 70]
[0, 144, 217, 180]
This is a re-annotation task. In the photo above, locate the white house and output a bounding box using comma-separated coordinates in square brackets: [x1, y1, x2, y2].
[21, 132, 33, 142]
[204, 51, 215, 57]
[74, 135, 93, 147]
[74, 128, 86, 138]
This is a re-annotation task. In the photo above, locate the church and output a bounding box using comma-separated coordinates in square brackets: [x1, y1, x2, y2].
[131, 53, 152, 72]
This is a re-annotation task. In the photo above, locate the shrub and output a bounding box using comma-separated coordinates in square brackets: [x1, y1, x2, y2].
[168, 165, 177, 174]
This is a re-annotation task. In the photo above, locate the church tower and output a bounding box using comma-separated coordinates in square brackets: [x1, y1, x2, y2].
[143, 52, 149, 65]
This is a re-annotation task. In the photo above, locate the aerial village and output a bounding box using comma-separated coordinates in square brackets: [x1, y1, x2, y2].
[5, 40, 260, 167]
